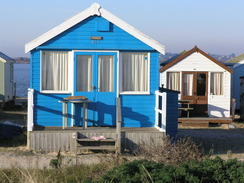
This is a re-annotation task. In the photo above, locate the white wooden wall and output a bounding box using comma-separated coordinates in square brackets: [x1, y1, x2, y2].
[160, 52, 231, 117]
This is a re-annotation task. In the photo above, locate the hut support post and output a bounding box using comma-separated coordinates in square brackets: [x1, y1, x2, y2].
[116, 97, 122, 154]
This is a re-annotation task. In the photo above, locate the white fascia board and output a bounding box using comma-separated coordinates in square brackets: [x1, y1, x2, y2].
[25, 7, 91, 53]
[25, 3, 165, 55]
[100, 8, 165, 54]
[233, 60, 244, 69]
[0, 57, 7, 63]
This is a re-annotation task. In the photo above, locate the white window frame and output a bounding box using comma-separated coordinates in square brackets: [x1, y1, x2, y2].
[40, 51, 72, 94]
[119, 52, 150, 95]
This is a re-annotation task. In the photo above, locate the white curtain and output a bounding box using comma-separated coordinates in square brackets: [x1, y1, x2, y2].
[76, 55, 92, 92]
[211, 72, 223, 95]
[42, 51, 68, 91]
[98, 55, 114, 92]
[167, 72, 180, 91]
[183, 74, 193, 96]
[122, 53, 148, 92]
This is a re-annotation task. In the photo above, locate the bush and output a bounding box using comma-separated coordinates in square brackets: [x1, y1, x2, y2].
[98, 157, 244, 183]
[135, 136, 205, 165]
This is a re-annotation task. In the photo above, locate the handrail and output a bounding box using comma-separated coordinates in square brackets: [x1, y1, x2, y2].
[116, 97, 122, 154]
[155, 90, 166, 132]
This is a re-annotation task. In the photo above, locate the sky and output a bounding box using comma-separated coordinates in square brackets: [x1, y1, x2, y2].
[1, 0, 244, 58]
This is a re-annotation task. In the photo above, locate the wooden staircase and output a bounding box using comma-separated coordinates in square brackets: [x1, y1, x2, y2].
[75, 134, 116, 151]
[74, 97, 122, 155]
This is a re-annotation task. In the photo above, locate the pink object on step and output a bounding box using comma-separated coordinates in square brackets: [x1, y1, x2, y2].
[91, 136, 106, 140]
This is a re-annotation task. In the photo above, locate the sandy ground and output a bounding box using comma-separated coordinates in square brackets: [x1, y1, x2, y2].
[1, 110, 244, 169]
[178, 122, 244, 161]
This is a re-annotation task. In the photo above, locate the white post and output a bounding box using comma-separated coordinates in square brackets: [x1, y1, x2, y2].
[27, 88, 34, 132]
[162, 92, 167, 130]
[27, 88, 34, 150]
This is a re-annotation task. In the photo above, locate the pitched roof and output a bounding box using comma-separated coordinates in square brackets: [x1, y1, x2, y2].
[226, 53, 244, 63]
[25, 3, 165, 54]
[159, 46, 233, 73]
[161, 50, 187, 66]
[0, 52, 15, 63]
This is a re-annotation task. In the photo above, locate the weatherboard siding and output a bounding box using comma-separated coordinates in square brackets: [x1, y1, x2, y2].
[160, 52, 231, 118]
[0, 62, 4, 99]
[30, 16, 159, 127]
[39, 16, 154, 51]
[120, 52, 159, 127]
[165, 91, 178, 138]
[232, 65, 244, 109]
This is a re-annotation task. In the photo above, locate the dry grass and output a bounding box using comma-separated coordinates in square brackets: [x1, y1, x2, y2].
[135, 136, 205, 165]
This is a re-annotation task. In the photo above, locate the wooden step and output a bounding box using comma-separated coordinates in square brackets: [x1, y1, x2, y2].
[76, 137, 116, 151]
[77, 145, 116, 150]
[77, 138, 115, 142]
[181, 121, 209, 127]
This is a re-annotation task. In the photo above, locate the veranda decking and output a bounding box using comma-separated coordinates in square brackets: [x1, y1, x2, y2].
[178, 117, 232, 127]
[28, 127, 165, 153]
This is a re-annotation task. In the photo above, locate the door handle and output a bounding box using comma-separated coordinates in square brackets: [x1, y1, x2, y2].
[92, 86, 97, 90]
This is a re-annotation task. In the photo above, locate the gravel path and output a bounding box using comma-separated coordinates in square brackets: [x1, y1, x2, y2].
[0, 150, 102, 169]
[178, 124, 244, 157]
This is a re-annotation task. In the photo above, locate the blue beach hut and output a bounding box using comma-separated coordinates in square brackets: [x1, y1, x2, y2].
[25, 3, 178, 152]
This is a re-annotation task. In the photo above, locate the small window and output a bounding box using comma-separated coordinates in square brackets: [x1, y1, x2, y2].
[41, 51, 69, 92]
[210, 72, 223, 95]
[167, 72, 180, 91]
[121, 52, 149, 93]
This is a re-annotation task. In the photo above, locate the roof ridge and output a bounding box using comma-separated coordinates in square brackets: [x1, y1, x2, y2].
[25, 3, 165, 54]
[159, 46, 233, 73]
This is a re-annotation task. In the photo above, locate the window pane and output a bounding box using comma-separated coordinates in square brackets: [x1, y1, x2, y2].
[76, 55, 92, 92]
[167, 72, 180, 91]
[211, 72, 223, 95]
[98, 55, 114, 92]
[122, 53, 148, 92]
[183, 73, 193, 96]
[42, 51, 68, 91]
[197, 73, 206, 96]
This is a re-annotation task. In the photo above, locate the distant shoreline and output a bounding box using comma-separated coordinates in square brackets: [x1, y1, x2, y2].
[15, 61, 30, 64]
[14, 57, 30, 64]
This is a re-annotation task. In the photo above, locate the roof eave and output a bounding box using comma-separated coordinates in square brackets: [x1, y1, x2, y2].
[25, 3, 165, 54]
[159, 46, 233, 73]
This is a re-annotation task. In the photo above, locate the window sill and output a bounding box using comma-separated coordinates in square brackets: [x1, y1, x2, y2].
[41, 90, 72, 94]
[120, 91, 150, 95]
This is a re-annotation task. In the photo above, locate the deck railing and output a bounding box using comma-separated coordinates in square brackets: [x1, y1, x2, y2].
[27, 88, 34, 132]
[155, 90, 167, 132]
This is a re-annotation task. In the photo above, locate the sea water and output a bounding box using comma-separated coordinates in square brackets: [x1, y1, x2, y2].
[14, 63, 30, 98]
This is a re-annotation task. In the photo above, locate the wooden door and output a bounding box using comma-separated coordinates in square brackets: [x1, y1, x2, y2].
[74, 52, 117, 126]
[182, 72, 208, 116]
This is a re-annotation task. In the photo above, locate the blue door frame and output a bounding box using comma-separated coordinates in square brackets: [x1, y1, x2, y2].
[73, 52, 117, 127]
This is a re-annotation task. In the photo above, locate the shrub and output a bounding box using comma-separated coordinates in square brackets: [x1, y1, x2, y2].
[135, 136, 205, 165]
[98, 158, 244, 183]
[49, 148, 63, 169]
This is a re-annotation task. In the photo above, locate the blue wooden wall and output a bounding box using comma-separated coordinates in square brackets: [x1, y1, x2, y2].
[165, 91, 178, 138]
[38, 16, 153, 51]
[233, 65, 244, 110]
[120, 52, 159, 127]
[30, 15, 159, 127]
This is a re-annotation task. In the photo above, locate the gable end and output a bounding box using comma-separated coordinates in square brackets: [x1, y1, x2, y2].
[159, 46, 233, 73]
